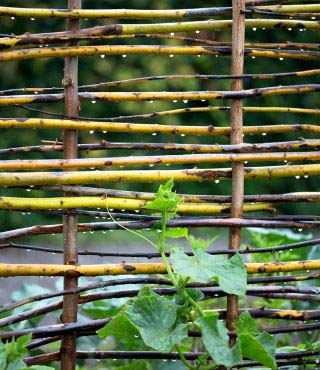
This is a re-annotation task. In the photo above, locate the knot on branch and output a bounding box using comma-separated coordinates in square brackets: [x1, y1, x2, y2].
[62, 77, 73, 88]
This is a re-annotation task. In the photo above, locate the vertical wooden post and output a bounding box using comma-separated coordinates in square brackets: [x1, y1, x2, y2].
[60, 0, 81, 369]
[226, 0, 246, 344]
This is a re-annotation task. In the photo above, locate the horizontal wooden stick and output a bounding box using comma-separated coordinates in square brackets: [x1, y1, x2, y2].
[0, 259, 319, 277]
[0, 218, 314, 243]
[1, 273, 319, 315]
[1, 44, 319, 62]
[0, 196, 274, 213]
[1, 151, 319, 171]
[0, 6, 233, 19]
[31, 185, 320, 204]
[24, 350, 320, 367]
[1, 5, 319, 19]
[2, 69, 320, 95]
[1, 84, 319, 104]
[2, 139, 320, 157]
[0, 164, 319, 187]
[2, 119, 320, 137]
[7, 104, 320, 123]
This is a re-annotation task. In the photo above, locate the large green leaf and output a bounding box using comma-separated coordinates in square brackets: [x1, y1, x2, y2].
[239, 333, 277, 370]
[195, 314, 242, 368]
[234, 310, 260, 336]
[126, 291, 188, 352]
[97, 312, 139, 340]
[171, 247, 247, 295]
[235, 312, 277, 370]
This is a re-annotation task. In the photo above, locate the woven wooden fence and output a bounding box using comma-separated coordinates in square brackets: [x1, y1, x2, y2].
[0, 0, 320, 369]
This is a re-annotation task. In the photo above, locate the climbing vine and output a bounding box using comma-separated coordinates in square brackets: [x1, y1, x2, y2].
[97, 180, 277, 369]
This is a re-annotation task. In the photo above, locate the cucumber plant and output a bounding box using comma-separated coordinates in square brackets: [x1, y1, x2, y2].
[98, 180, 277, 369]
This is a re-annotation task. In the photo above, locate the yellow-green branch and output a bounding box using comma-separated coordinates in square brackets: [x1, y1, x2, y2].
[1, 119, 320, 137]
[1, 44, 319, 62]
[0, 196, 273, 214]
[0, 84, 320, 105]
[0, 164, 319, 187]
[0, 259, 319, 277]
[0, 5, 320, 18]
[1, 152, 319, 171]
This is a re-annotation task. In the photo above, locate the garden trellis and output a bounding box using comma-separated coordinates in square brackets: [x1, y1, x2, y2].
[0, 0, 320, 369]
